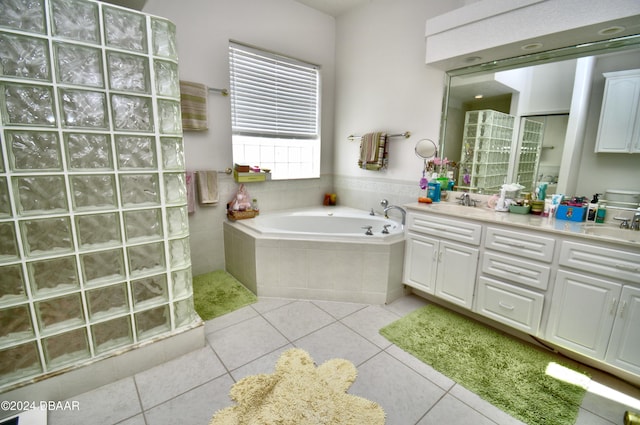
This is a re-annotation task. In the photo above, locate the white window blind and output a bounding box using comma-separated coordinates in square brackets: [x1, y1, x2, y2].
[229, 41, 319, 139]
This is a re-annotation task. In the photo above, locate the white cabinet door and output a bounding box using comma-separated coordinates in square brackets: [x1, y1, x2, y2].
[595, 71, 640, 153]
[435, 240, 479, 309]
[403, 233, 438, 294]
[546, 270, 621, 359]
[606, 286, 640, 375]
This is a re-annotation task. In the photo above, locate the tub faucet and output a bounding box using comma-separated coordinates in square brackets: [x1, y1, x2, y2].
[631, 209, 640, 231]
[383, 205, 406, 226]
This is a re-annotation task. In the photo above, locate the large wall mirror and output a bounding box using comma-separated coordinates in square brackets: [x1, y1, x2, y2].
[439, 35, 640, 197]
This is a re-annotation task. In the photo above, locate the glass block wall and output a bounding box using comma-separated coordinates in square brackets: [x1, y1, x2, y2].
[0, 0, 198, 390]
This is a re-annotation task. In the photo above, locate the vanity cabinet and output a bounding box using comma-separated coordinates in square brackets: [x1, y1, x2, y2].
[595, 69, 640, 153]
[546, 240, 640, 373]
[474, 227, 554, 334]
[403, 212, 481, 309]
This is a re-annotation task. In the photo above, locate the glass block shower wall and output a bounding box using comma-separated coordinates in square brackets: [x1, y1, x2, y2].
[0, 0, 198, 390]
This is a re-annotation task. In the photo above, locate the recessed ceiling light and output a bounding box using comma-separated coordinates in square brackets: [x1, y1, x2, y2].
[475, 94, 484, 99]
[521, 42, 543, 51]
[598, 26, 625, 36]
[464, 56, 482, 64]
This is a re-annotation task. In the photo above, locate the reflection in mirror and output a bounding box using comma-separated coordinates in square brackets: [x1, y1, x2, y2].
[440, 35, 640, 196]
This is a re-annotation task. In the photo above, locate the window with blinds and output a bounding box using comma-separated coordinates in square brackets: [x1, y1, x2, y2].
[229, 41, 321, 180]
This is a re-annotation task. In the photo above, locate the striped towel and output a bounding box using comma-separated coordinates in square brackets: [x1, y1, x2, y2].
[180, 81, 208, 131]
[358, 132, 388, 170]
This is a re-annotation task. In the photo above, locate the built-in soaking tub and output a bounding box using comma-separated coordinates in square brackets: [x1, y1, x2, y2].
[223, 207, 406, 304]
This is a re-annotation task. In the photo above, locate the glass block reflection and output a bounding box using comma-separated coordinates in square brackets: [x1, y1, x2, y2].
[28, 256, 79, 297]
[151, 18, 177, 59]
[60, 89, 107, 128]
[158, 100, 181, 134]
[0, 342, 42, 386]
[80, 249, 125, 286]
[0, 33, 50, 80]
[0, 264, 26, 305]
[116, 135, 156, 169]
[166, 206, 188, 238]
[169, 238, 190, 269]
[103, 7, 147, 53]
[0, 0, 46, 34]
[111, 94, 153, 132]
[0, 305, 34, 345]
[1, 83, 55, 126]
[36, 293, 84, 334]
[64, 133, 113, 170]
[86, 283, 128, 320]
[0, 222, 19, 262]
[128, 242, 165, 277]
[155, 60, 179, 98]
[0, 177, 10, 218]
[164, 173, 186, 205]
[174, 297, 197, 328]
[70, 174, 117, 211]
[92, 316, 132, 354]
[135, 305, 170, 340]
[124, 209, 162, 242]
[75, 213, 121, 249]
[50, 0, 99, 44]
[160, 137, 184, 170]
[43, 328, 90, 369]
[132, 274, 167, 308]
[55, 42, 103, 88]
[119, 174, 159, 207]
[14, 175, 68, 216]
[172, 268, 192, 299]
[20, 217, 73, 257]
[107, 51, 149, 93]
[7, 131, 61, 171]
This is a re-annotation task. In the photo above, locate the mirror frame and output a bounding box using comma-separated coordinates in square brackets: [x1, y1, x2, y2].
[437, 33, 640, 184]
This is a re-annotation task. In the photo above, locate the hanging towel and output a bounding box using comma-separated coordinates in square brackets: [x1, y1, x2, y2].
[186, 171, 196, 213]
[180, 81, 209, 131]
[358, 132, 388, 170]
[196, 171, 219, 205]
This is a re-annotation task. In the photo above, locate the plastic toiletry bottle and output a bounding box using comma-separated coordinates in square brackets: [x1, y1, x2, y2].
[495, 188, 509, 212]
[587, 193, 599, 221]
[595, 201, 606, 223]
[251, 198, 259, 213]
[427, 181, 441, 202]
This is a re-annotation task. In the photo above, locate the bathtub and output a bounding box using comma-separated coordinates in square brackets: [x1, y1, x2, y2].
[223, 207, 406, 304]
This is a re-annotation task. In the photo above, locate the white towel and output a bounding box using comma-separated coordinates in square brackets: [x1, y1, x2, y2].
[196, 171, 219, 205]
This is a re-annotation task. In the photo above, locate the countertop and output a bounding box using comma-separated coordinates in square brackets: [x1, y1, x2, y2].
[404, 202, 640, 249]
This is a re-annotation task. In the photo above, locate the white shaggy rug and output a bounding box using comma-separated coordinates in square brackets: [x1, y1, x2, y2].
[209, 348, 385, 425]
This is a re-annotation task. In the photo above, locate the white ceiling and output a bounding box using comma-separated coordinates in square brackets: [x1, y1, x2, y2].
[293, 0, 370, 16]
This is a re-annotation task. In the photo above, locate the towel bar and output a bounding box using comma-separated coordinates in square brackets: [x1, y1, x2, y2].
[348, 131, 411, 141]
[208, 87, 229, 96]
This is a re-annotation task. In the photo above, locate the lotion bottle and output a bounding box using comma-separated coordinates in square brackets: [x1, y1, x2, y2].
[587, 194, 599, 221]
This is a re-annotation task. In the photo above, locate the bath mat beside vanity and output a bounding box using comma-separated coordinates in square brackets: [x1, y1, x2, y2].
[380, 304, 590, 425]
[193, 270, 257, 320]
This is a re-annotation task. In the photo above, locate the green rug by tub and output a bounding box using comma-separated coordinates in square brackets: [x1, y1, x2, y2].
[380, 304, 590, 425]
[193, 270, 257, 320]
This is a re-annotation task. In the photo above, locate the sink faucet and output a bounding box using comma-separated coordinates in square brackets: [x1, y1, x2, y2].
[456, 192, 477, 207]
[632, 209, 640, 231]
[380, 199, 406, 225]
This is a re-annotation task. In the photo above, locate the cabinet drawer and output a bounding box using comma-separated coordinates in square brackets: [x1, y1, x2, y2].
[485, 227, 555, 263]
[407, 213, 482, 246]
[475, 276, 544, 335]
[559, 241, 640, 283]
[481, 251, 550, 290]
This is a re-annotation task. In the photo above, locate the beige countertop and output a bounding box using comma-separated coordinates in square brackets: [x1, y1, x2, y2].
[405, 201, 640, 249]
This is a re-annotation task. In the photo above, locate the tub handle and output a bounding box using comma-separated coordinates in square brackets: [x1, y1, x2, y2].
[362, 226, 373, 235]
[382, 224, 391, 234]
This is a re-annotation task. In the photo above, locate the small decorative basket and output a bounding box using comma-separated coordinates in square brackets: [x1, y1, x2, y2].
[227, 209, 259, 221]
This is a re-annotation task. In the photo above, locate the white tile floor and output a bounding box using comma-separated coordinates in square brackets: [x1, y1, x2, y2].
[48, 295, 640, 425]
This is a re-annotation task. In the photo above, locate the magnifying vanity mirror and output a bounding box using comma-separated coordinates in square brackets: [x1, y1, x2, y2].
[415, 138, 438, 161]
[439, 34, 640, 197]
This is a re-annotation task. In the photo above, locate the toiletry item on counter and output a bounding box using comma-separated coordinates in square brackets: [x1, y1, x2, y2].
[530, 200, 545, 215]
[536, 183, 548, 201]
[556, 204, 587, 221]
[587, 193, 600, 221]
[595, 201, 607, 223]
[427, 180, 441, 202]
[495, 188, 509, 212]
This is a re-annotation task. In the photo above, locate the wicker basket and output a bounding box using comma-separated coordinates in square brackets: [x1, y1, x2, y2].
[227, 209, 259, 221]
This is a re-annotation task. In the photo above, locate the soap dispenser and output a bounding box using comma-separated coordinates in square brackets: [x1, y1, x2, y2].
[587, 193, 600, 221]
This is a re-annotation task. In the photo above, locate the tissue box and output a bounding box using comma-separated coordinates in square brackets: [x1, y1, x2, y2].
[556, 204, 587, 222]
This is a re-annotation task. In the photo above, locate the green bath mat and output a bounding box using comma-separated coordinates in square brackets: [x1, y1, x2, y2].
[193, 270, 257, 320]
[380, 304, 590, 425]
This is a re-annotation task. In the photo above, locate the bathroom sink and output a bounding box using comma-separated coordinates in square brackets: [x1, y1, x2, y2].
[583, 226, 640, 243]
